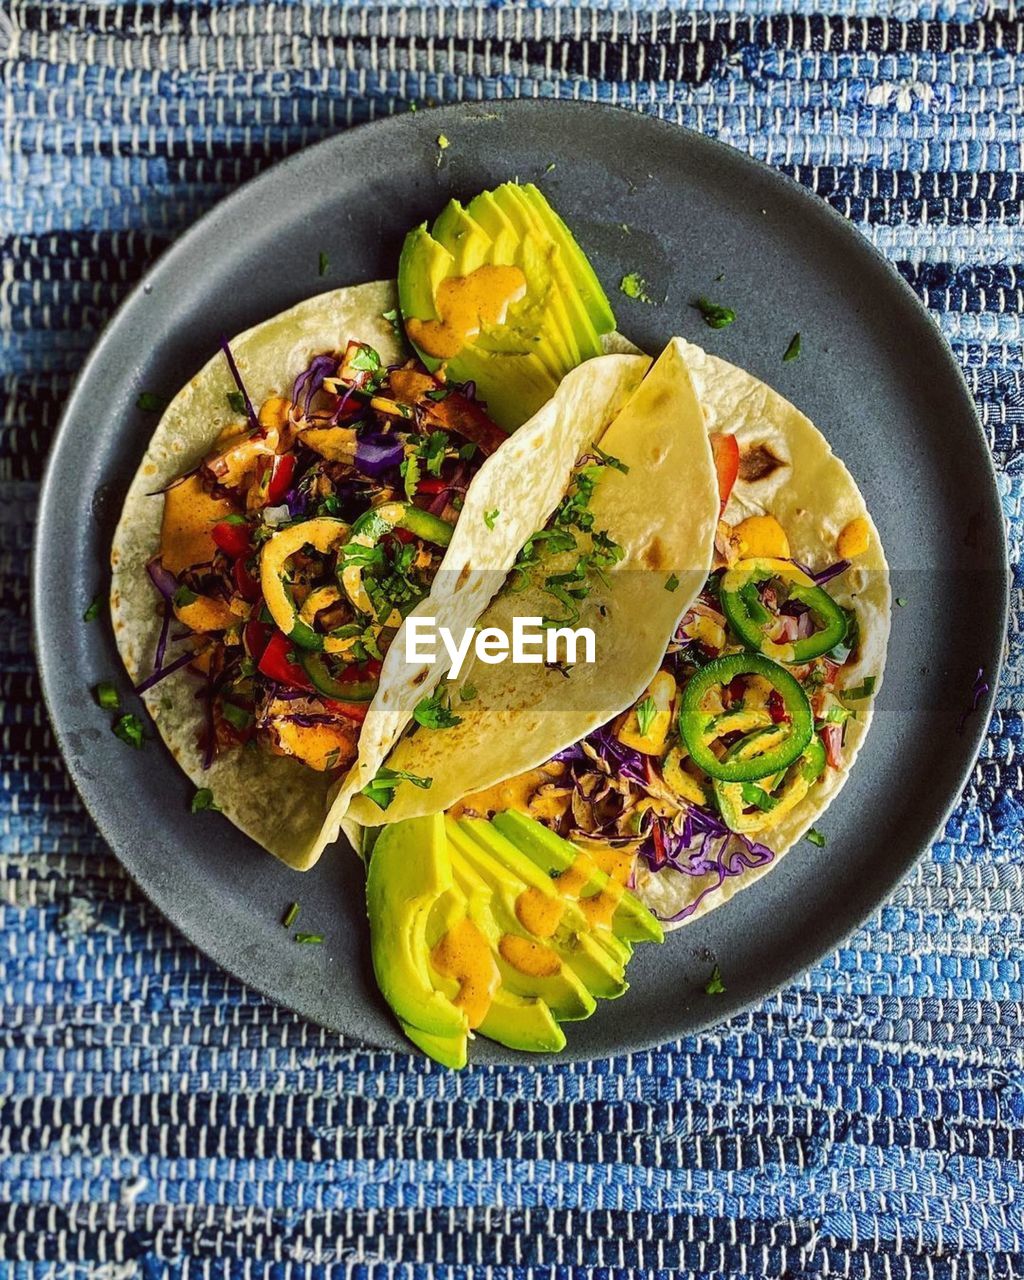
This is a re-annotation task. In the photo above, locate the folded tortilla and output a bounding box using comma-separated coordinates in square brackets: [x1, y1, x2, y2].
[345, 338, 722, 826]
[111, 280, 650, 868]
[349, 337, 890, 932]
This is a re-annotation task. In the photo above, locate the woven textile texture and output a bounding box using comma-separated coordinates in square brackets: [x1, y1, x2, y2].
[3, 1, 1023, 1275]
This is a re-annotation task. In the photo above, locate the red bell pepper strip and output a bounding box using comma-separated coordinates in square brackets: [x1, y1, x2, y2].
[233, 557, 261, 602]
[264, 454, 297, 506]
[212, 520, 252, 560]
[710, 432, 739, 514]
[257, 631, 314, 690]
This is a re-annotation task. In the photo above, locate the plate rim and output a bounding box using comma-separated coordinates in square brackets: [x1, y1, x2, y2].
[33, 98, 1010, 1061]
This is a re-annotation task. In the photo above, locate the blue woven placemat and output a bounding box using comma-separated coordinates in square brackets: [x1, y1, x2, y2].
[3, 1, 1022, 1275]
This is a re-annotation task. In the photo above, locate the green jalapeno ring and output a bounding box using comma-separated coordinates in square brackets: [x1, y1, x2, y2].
[678, 652, 813, 782]
[714, 731, 827, 834]
[720, 557, 848, 663]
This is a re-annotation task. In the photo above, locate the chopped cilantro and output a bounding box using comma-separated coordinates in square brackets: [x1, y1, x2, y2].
[635, 695, 657, 738]
[705, 965, 726, 995]
[806, 828, 827, 848]
[221, 513, 248, 526]
[113, 714, 144, 749]
[845, 676, 876, 700]
[458, 442, 478, 461]
[437, 133, 450, 150]
[693, 297, 736, 329]
[665, 573, 680, 592]
[191, 788, 221, 814]
[281, 901, 300, 928]
[413, 693, 463, 730]
[421, 430, 448, 476]
[484, 509, 500, 530]
[361, 767, 433, 811]
[459, 683, 478, 702]
[295, 933, 324, 945]
[226, 390, 247, 415]
[783, 333, 802, 362]
[173, 585, 198, 608]
[425, 386, 452, 403]
[619, 273, 653, 303]
[381, 308, 403, 341]
[545, 162, 556, 172]
[318, 251, 329, 277]
[400, 452, 421, 501]
[740, 783, 778, 812]
[93, 682, 119, 711]
[348, 344, 382, 375]
[896, 597, 907, 607]
[83, 595, 103, 623]
[136, 391, 166, 413]
[594, 445, 629, 474]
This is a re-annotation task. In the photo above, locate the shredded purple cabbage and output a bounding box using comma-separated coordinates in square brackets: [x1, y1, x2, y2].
[638, 810, 775, 923]
[133, 649, 193, 695]
[219, 334, 259, 431]
[293, 353, 338, 417]
[791, 557, 851, 586]
[355, 432, 405, 478]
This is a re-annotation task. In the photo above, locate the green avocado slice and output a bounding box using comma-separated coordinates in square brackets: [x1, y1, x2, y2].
[491, 810, 665, 945]
[479, 990, 566, 1054]
[400, 1020, 468, 1070]
[365, 814, 468, 1041]
[453, 818, 628, 1001]
[519, 182, 616, 334]
[430, 200, 495, 277]
[446, 822, 596, 1022]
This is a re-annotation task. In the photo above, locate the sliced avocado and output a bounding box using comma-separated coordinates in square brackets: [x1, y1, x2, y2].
[365, 814, 468, 1040]
[520, 183, 616, 334]
[480, 990, 566, 1054]
[491, 811, 665, 945]
[480, 188, 579, 375]
[493, 184, 601, 367]
[446, 823, 596, 1022]
[454, 818, 628, 1001]
[397, 225, 454, 336]
[401, 1020, 468, 1069]
[397, 183, 618, 430]
[430, 200, 495, 277]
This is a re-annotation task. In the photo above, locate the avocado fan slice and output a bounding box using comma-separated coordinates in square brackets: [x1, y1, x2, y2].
[365, 814, 468, 1042]
[453, 818, 629, 1001]
[396, 183, 618, 431]
[445, 821, 597, 1022]
[491, 810, 665, 945]
[421, 876, 565, 1055]
[401, 1020, 468, 1070]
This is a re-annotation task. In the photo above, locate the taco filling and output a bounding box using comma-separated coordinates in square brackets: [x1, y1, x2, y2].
[453, 506, 871, 925]
[143, 339, 503, 776]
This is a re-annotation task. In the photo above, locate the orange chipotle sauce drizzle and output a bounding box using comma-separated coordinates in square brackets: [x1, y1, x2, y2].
[515, 888, 563, 939]
[406, 265, 528, 360]
[431, 917, 500, 1029]
[554, 852, 625, 932]
[159, 474, 235, 576]
[499, 933, 562, 979]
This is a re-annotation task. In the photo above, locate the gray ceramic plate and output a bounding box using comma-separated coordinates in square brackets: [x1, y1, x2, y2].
[35, 101, 1007, 1062]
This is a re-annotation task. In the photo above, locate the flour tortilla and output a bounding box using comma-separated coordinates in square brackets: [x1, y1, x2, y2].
[633, 339, 890, 927]
[346, 338, 721, 826]
[350, 336, 890, 931]
[111, 280, 650, 869]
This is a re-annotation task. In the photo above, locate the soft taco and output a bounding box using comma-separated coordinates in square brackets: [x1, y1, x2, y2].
[353, 339, 890, 932]
[110, 279, 649, 869]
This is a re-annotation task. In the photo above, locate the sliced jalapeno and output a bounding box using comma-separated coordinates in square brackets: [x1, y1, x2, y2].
[678, 652, 813, 782]
[720, 557, 848, 663]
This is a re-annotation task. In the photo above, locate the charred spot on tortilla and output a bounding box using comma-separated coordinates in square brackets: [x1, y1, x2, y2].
[641, 536, 668, 570]
[456, 564, 472, 590]
[413, 669, 430, 686]
[738, 443, 788, 483]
